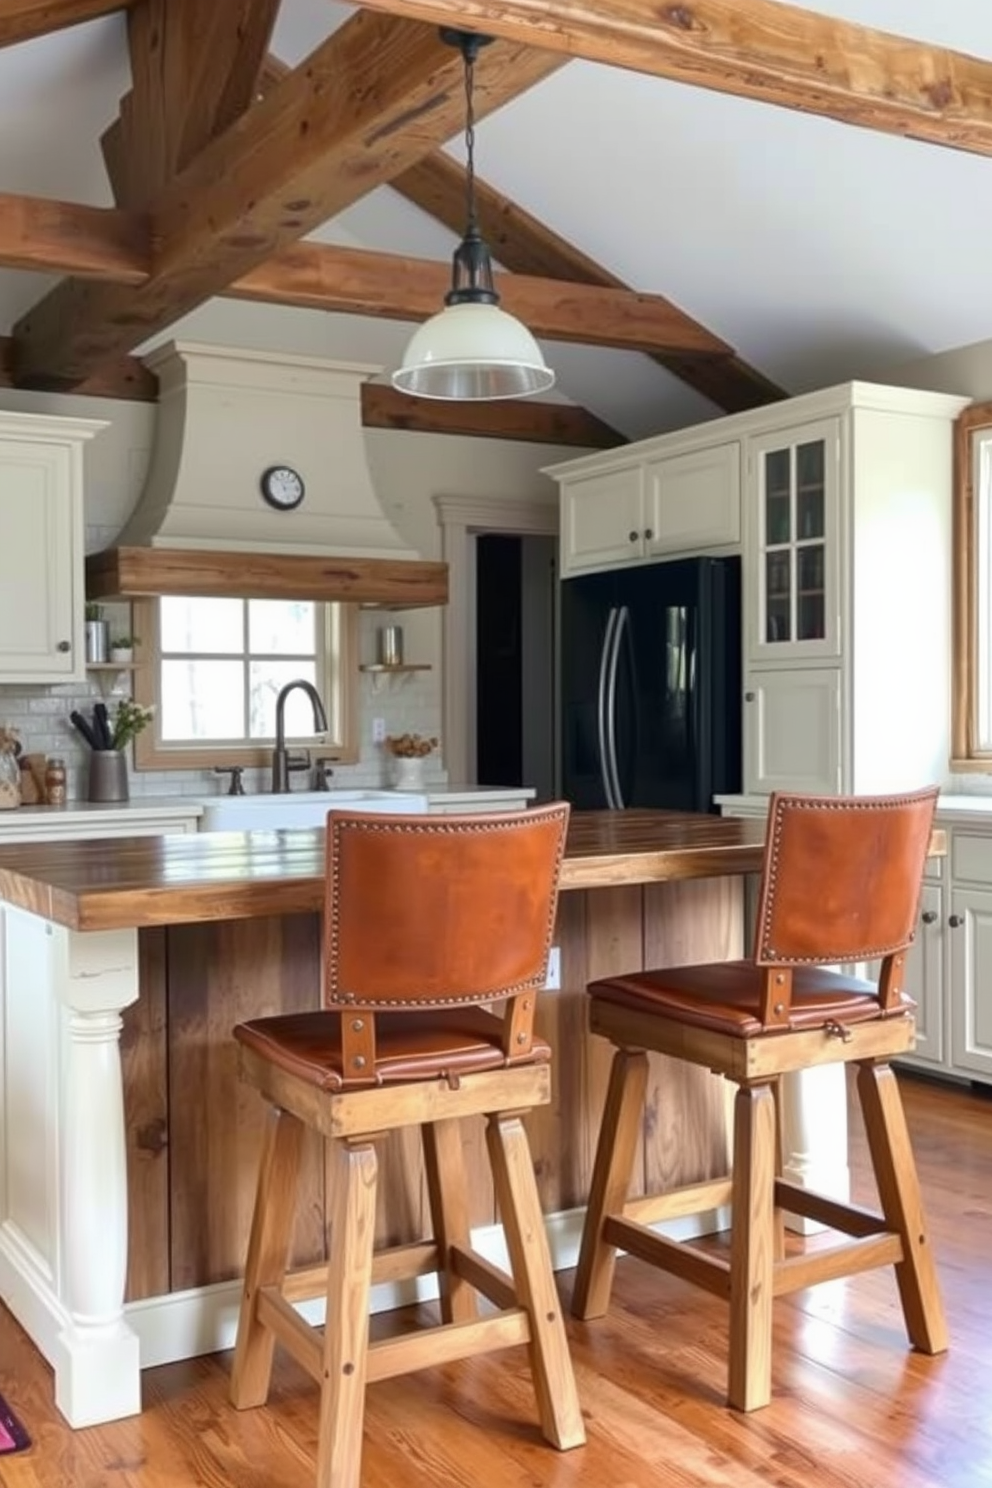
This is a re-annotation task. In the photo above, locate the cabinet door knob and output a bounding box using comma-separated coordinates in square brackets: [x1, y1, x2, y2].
[628, 530, 639, 543]
[643, 527, 654, 540]
[921, 910, 938, 924]
[744, 690, 756, 702]
[56, 639, 71, 652]
[948, 914, 964, 928]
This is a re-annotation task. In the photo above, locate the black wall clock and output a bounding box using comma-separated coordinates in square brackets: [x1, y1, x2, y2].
[260, 465, 305, 511]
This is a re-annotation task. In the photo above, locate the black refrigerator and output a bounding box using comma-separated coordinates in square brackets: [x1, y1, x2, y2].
[560, 555, 741, 812]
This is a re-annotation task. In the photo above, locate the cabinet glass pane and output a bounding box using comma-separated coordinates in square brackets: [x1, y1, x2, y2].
[764, 449, 791, 545]
[766, 551, 792, 643]
[796, 440, 825, 541]
[797, 543, 825, 641]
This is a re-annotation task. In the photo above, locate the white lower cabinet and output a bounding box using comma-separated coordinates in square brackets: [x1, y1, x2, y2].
[743, 666, 842, 795]
[900, 878, 945, 1070]
[948, 885, 992, 1082]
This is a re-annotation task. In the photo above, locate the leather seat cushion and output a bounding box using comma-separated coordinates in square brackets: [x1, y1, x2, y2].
[235, 1005, 551, 1091]
[589, 960, 915, 1039]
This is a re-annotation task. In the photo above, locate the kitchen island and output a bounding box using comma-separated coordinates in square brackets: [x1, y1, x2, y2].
[0, 810, 892, 1427]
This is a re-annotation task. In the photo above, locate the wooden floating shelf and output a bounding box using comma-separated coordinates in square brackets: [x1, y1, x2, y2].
[359, 664, 431, 675]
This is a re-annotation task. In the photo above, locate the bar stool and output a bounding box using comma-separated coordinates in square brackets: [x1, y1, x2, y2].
[230, 805, 584, 1488]
[572, 786, 945, 1411]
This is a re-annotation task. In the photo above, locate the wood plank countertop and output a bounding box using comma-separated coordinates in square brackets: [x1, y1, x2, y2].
[0, 809, 945, 933]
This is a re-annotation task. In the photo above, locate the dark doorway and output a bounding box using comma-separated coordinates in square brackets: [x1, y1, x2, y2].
[476, 533, 557, 802]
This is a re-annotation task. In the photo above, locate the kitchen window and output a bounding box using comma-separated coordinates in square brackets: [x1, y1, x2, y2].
[132, 596, 358, 771]
[953, 402, 992, 765]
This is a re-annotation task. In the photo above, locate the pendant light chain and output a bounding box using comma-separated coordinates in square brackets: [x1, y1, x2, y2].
[463, 46, 478, 235]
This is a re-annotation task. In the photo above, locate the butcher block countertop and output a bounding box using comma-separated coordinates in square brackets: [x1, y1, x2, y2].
[0, 809, 946, 933]
[0, 810, 792, 932]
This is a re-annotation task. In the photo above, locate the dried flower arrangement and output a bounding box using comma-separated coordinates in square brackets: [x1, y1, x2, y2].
[384, 733, 438, 759]
[0, 726, 20, 809]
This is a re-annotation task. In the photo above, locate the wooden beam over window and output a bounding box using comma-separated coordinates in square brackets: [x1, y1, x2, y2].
[10, 15, 564, 388]
[393, 153, 785, 414]
[352, 0, 992, 159]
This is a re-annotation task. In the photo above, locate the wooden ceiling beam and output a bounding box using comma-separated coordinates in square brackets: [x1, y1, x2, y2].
[360, 382, 623, 447]
[103, 0, 280, 209]
[0, 335, 155, 399]
[393, 152, 784, 413]
[10, 16, 564, 389]
[351, 0, 992, 160]
[0, 192, 730, 357]
[232, 241, 733, 356]
[0, 1, 134, 48]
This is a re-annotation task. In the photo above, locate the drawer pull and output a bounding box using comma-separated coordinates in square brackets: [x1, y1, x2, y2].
[628, 530, 639, 543]
[948, 914, 964, 929]
[643, 528, 654, 540]
[921, 910, 938, 924]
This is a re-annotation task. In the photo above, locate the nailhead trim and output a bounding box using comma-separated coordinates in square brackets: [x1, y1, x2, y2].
[325, 807, 568, 1008]
[757, 790, 934, 965]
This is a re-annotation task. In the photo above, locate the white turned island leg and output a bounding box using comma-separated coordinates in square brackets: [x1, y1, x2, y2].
[780, 1066, 850, 1235]
[53, 925, 142, 1424]
[0, 907, 142, 1427]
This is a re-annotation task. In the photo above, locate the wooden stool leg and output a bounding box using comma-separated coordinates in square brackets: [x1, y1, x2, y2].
[572, 1049, 649, 1320]
[771, 1076, 786, 1263]
[423, 1117, 478, 1324]
[231, 1106, 305, 1410]
[486, 1112, 586, 1451]
[315, 1138, 378, 1488]
[856, 1061, 948, 1354]
[728, 1082, 776, 1412]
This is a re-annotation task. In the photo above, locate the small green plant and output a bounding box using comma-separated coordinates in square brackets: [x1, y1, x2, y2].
[110, 699, 155, 750]
[85, 602, 104, 622]
[110, 635, 138, 650]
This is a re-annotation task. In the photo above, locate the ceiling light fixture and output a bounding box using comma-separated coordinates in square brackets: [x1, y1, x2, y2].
[391, 29, 555, 402]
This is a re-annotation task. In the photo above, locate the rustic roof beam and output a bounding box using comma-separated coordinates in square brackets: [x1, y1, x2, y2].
[361, 383, 623, 447]
[10, 16, 564, 388]
[351, 0, 992, 159]
[233, 241, 733, 357]
[0, 1, 134, 48]
[393, 152, 784, 413]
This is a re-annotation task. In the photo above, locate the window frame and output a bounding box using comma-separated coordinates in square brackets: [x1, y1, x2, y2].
[952, 401, 992, 769]
[131, 596, 359, 771]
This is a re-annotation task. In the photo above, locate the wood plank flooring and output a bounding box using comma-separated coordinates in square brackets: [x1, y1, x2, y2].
[1, 1070, 990, 1488]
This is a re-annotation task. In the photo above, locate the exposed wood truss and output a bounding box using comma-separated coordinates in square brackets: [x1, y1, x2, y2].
[10, 13, 565, 388]
[0, 1, 133, 48]
[360, 383, 622, 447]
[393, 154, 785, 413]
[350, 0, 992, 159]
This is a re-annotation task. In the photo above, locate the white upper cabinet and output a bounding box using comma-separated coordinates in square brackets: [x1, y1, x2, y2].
[745, 417, 841, 665]
[553, 439, 741, 577]
[0, 414, 105, 684]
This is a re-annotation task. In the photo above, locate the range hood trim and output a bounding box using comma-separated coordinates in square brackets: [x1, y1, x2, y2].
[86, 545, 449, 608]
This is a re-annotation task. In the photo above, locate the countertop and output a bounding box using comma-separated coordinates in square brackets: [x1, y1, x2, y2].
[0, 810, 776, 932]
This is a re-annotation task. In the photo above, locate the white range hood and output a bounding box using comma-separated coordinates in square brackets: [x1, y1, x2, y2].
[116, 341, 416, 558]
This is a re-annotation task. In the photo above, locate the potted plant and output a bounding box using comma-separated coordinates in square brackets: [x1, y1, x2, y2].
[109, 635, 138, 664]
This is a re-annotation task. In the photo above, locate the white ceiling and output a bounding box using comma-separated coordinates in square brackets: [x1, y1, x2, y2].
[2, 0, 992, 439]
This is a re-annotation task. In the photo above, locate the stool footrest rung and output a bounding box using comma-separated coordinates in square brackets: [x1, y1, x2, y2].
[280, 1240, 442, 1305]
[257, 1286, 323, 1382]
[603, 1216, 731, 1299]
[773, 1233, 904, 1296]
[773, 1180, 889, 1238]
[450, 1243, 518, 1310]
[624, 1177, 733, 1226]
[366, 1310, 532, 1384]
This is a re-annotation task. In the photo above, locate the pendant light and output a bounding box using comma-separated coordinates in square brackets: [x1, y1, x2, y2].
[391, 29, 555, 402]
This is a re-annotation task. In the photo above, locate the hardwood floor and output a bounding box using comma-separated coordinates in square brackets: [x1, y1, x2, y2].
[1, 1071, 990, 1488]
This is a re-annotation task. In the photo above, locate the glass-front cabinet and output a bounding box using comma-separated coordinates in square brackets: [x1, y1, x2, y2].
[747, 416, 841, 663]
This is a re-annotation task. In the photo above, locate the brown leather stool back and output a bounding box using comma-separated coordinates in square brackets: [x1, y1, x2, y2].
[751, 785, 938, 1028]
[325, 807, 567, 1082]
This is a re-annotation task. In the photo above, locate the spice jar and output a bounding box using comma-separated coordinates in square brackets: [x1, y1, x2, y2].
[45, 757, 67, 807]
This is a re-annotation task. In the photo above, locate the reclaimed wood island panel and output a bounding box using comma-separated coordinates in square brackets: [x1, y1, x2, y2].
[0, 810, 773, 1428]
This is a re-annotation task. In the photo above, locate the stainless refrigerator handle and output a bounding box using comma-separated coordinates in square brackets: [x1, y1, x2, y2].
[606, 605, 629, 808]
[597, 608, 619, 809]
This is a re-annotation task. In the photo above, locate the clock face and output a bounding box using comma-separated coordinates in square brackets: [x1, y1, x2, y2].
[260, 465, 305, 511]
